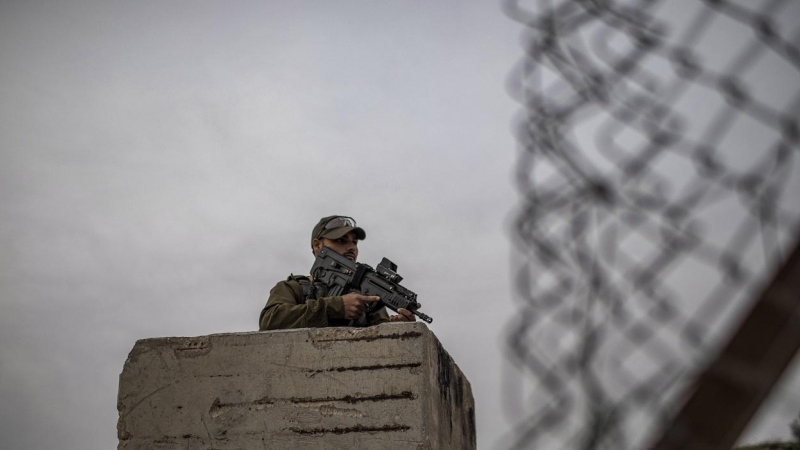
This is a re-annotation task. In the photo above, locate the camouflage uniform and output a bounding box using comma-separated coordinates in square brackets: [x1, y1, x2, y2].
[258, 274, 391, 330]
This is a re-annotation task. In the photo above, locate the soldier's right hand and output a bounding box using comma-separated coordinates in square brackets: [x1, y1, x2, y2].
[341, 293, 380, 319]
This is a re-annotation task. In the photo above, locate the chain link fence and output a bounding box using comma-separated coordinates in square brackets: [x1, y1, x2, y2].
[503, 0, 800, 448]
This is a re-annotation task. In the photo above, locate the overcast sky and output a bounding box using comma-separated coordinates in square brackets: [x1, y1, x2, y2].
[1, 1, 799, 449]
[0, 2, 522, 449]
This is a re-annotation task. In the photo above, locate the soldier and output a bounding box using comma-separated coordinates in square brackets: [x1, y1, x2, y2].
[259, 215, 418, 330]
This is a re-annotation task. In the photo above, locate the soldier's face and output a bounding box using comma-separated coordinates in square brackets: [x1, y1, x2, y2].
[313, 231, 359, 261]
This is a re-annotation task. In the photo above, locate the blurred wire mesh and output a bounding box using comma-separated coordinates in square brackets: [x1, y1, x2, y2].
[502, 0, 800, 448]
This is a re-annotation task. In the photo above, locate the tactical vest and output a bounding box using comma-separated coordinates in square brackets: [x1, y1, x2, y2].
[290, 274, 371, 326]
[293, 275, 329, 303]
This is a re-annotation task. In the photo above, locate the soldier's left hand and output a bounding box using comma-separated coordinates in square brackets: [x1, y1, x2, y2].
[388, 303, 422, 322]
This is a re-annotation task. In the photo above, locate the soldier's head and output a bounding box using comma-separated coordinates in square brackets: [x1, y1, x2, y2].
[311, 215, 366, 261]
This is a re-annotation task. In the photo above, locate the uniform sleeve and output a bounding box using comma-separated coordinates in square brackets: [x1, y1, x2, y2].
[368, 305, 391, 325]
[259, 280, 346, 330]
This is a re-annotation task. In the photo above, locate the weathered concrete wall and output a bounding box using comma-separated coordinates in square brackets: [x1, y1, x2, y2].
[117, 322, 475, 450]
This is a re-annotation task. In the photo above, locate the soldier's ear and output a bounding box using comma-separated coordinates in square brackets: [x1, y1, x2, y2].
[311, 238, 322, 256]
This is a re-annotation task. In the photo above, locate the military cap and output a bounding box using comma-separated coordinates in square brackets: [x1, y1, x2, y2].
[311, 215, 366, 248]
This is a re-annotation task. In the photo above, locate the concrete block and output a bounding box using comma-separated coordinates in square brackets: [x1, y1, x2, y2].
[117, 322, 475, 449]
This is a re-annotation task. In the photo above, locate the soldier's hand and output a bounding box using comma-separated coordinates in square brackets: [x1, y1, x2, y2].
[389, 303, 422, 322]
[341, 293, 380, 320]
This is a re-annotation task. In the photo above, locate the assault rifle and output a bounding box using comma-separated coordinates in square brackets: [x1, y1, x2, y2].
[310, 247, 433, 324]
